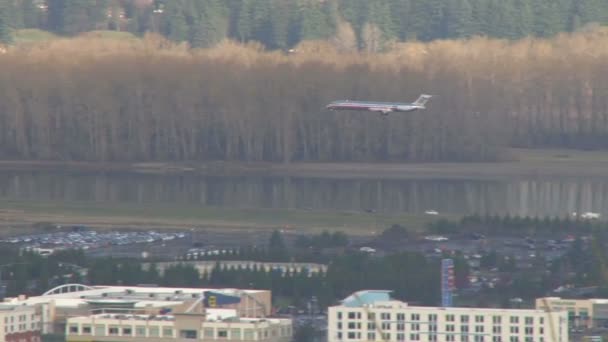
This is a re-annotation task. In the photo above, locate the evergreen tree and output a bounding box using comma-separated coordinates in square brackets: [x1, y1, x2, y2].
[367, 0, 397, 47]
[444, 0, 474, 38]
[297, 1, 330, 41]
[268, 230, 289, 261]
[513, 0, 533, 37]
[8, 0, 24, 31]
[163, 0, 189, 42]
[533, 0, 564, 37]
[250, 0, 273, 47]
[236, 0, 254, 42]
[0, 3, 12, 44]
[189, 0, 228, 48]
[21, 0, 39, 29]
[269, 0, 291, 49]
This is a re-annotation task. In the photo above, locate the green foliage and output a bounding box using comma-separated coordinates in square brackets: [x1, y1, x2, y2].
[0, 2, 12, 44]
[268, 230, 289, 261]
[10, 0, 608, 48]
[431, 214, 599, 235]
[294, 231, 349, 250]
[293, 324, 316, 342]
[162, 0, 189, 42]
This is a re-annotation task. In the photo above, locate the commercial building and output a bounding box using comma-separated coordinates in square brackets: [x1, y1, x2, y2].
[65, 308, 292, 342]
[0, 303, 42, 342]
[4, 285, 271, 334]
[151, 261, 327, 277]
[329, 290, 569, 342]
[536, 297, 608, 329]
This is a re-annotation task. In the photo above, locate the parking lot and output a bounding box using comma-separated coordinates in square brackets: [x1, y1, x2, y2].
[1, 229, 188, 253]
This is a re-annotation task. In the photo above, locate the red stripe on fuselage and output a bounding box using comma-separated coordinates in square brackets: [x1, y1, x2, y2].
[328, 103, 395, 111]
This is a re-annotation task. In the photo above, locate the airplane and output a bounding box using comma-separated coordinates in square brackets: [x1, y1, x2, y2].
[326, 94, 432, 115]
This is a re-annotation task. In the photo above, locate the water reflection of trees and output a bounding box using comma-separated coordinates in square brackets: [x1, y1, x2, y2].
[0, 172, 606, 217]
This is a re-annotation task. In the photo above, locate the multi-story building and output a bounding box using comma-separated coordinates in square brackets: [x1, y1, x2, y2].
[329, 290, 569, 342]
[65, 309, 292, 342]
[0, 303, 42, 342]
[4, 284, 271, 334]
[536, 297, 608, 329]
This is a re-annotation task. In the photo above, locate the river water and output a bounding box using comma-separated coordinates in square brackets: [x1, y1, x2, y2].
[0, 170, 606, 218]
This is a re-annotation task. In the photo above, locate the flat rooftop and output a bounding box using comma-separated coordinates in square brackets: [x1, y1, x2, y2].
[69, 310, 289, 325]
[5, 285, 267, 308]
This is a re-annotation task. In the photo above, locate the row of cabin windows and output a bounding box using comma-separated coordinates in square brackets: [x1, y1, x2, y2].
[338, 312, 544, 326]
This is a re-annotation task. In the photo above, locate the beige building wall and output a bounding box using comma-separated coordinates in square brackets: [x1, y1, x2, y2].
[328, 301, 569, 342]
[0, 305, 42, 342]
[535, 297, 600, 328]
[65, 313, 292, 342]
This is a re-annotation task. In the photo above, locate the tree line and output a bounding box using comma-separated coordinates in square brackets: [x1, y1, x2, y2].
[1, 0, 608, 49]
[0, 30, 607, 163]
[430, 214, 605, 235]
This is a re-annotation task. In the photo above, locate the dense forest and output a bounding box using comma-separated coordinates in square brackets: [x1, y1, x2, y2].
[0, 0, 608, 48]
[0, 29, 607, 162]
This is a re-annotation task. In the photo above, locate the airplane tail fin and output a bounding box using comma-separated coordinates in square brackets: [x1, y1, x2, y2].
[412, 94, 432, 107]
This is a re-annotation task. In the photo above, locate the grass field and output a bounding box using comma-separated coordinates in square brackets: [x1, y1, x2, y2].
[11, 29, 137, 46]
[12, 29, 59, 44]
[0, 200, 449, 237]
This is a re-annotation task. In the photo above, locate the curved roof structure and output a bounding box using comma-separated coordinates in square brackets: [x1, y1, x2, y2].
[42, 284, 94, 296]
[341, 290, 392, 307]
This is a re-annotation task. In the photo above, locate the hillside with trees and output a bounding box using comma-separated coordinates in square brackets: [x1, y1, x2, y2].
[0, 29, 607, 163]
[0, 0, 607, 49]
